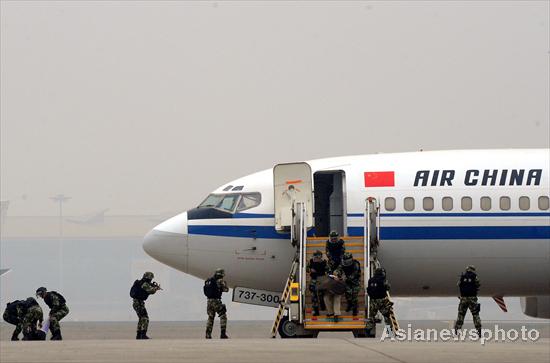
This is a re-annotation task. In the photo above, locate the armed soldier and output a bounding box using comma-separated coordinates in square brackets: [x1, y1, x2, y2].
[325, 231, 346, 271]
[21, 297, 45, 341]
[3, 299, 26, 341]
[366, 268, 393, 331]
[337, 252, 362, 316]
[454, 265, 482, 336]
[36, 287, 69, 340]
[307, 250, 328, 316]
[130, 271, 162, 339]
[203, 268, 229, 339]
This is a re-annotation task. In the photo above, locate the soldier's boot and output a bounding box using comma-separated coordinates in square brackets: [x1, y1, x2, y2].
[136, 331, 142, 339]
[141, 330, 150, 339]
[220, 329, 229, 339]
[11, 332, 19, 341]
[50, 329, 62, 341]
[476, 328, 482, 338]
[313, 307, 320, 316]
[205, 330, 212, 339]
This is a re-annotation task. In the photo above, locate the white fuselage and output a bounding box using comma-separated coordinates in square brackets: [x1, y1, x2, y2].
[144, 149, 550, 297]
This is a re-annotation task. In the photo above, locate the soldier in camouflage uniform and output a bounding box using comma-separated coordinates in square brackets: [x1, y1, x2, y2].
[307, 250, 328, 316]
[454, 265, 482, 336]
[36, 287, 69, 340]
[131, 271, 161, 339]
[3, 299, 26, 341]
[325, 231, 346, 271]
[21, 297, 44, 341]
[337, 252, 362, 316]
[205, 268, 229, 339]
[366, 268, 393, 330]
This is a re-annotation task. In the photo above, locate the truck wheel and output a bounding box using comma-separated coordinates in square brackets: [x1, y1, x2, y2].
[278, 316, 298, 338]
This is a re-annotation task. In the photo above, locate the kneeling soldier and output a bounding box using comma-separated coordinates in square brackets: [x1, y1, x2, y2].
[3, 299, 26, 341]
[22, 297, 45, 341]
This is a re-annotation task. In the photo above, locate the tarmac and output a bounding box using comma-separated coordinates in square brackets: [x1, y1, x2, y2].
[1, 321, 549, 363]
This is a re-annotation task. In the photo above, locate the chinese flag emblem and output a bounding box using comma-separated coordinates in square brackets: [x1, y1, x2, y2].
[364, 171, 395, 187]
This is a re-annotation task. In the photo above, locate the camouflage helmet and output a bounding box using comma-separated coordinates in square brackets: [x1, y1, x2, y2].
[35, 287, 47, 298]
[313, 250, 323, 257]
[215, 268, 225, 277]
[143, 271, 154, 280]
[342, 252, 353, 266]
[328, 231, 339, 242]
[466, 265, 476, 272]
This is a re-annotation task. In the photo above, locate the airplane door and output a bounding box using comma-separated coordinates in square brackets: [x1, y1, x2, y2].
[273, 162, 313, 231]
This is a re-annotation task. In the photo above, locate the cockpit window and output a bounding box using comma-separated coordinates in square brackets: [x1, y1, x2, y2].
[218, 194, 240, 212]
[199, 194, 225, 208]
[198, 193, 261, 213]
[237, 193, 262, 212]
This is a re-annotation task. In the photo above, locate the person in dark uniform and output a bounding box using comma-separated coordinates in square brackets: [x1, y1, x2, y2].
[204, 268, 229, 339]
[307, 250, 328, 316]
[325, 231, 346, 271]
[454, 265, 482, 336]
[337, 252, 362, 316]
[366, 268, 393, 331]
[129, 272, 161, 339]
[36, 287, 69, 340]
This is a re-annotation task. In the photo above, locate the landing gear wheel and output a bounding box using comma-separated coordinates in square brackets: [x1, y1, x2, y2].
[278, 316, 298, 338]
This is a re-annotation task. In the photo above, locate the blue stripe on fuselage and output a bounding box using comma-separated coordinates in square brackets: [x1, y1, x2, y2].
[187, 224, 550, 240]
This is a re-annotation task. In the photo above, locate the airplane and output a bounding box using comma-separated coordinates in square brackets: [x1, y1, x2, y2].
[143, 149, 550, 321]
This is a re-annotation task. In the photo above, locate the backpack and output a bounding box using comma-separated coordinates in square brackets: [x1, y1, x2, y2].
[367, 276, 387, 299]
[3, 301, 25, 324]
[44, 291, 66, 308]
[459, 271, 478, 297]
[203, 277, 221, 299]
[130, 279, 149, 301]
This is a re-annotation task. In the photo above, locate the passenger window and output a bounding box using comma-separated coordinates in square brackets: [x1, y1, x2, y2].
[404, 197, 415, 211]
[218, 194, 240, 212]
[423, 197, 434, 211]
[500, 196, 511, 211]
[461, 197, 472, 211]
[442, 197, 453, 211]
[480, 197, 491, 211]
[385, 197, 396, 211]
[539, 196, 550, 210]
[237, 193, 262, 212]
[519, 196, 530, 211]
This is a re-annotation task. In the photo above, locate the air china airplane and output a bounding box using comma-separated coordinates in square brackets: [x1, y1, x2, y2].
[144, 149, 550, 319]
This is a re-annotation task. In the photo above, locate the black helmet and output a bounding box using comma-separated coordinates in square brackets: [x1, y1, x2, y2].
[342, 252, 353, 266]
[313, 250, 323, 257]
[328, 231, 339, 243]
[36, 287, 47, 298]
[215, 268, 225, 277]
[374, 268, 386, 276]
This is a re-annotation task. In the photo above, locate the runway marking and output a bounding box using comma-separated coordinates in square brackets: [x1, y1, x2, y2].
[343, 338, 408, 363]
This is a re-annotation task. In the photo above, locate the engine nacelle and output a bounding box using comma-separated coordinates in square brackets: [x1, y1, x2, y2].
[521, 296, 550, 319]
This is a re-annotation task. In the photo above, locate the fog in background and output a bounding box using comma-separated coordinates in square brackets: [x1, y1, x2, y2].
[1, 1, 548, 322]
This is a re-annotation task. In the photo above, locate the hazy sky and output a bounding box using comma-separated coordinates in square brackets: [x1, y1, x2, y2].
[1, 1, 549, 217]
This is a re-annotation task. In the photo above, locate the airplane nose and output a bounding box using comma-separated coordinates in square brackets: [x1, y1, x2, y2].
[143, 212, 189, 272]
